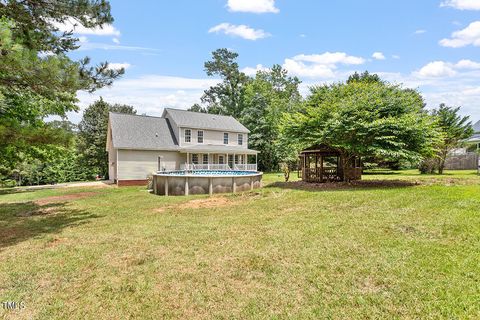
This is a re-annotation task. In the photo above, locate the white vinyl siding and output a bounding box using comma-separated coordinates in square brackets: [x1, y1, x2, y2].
[180, 128, 247, 147]
[117, 150, 185, 180]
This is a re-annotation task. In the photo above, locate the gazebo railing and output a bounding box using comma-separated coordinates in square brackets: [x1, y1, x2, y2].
[303, 167, 341, 182]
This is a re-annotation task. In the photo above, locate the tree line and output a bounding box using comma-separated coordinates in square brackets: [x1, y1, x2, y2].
[190, 49, 474, 176]
[0, 0, 474, 186]
[0, 0, 124, 186]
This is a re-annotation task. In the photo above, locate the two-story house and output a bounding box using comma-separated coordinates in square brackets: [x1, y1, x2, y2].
[106, 108, 258, 186]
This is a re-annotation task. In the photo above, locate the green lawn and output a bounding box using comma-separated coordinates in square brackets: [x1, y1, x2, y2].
[1, 171, 480, 319]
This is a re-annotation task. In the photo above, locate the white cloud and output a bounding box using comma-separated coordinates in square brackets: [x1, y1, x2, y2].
[77, 42, 161, 53]
[112, 38, 120, 44]
[280, 52, 365, 78]
[111, 75, 220, 90]
[414, 29, 427, 34]
[372, 52, 386, 60]
[107, 63, 131, 70]
[300, 34, 307, 38]
[415, 61, 457, 77]
[283, 59, 336, 78]
[439, 21, 480, 47]
[227, 0, 279, 13]
[392, 55, 401, 59]
[208, 23, 270, 40]
[53, 17, 120, 36]
[241, 64, 269, 76]
[291, 52, 365, 66]
[414, 59, 480, 78]
[65, 75, 222, 123]
[441, 0, 480, 10]
[455, 59, 480, 69]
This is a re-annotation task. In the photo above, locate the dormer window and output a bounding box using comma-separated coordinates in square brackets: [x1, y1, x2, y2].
[185, 129, 191, 143]
[223, 133, 229, 144]
[197, 130, 204, 143]
[238, 134, 243, 146]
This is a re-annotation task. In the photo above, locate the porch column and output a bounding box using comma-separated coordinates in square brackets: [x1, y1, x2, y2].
[233, 153, 236, 170]
[186, 152, 189, 170]
[207, 153, 210, 170]
[255, 153, 258, 171]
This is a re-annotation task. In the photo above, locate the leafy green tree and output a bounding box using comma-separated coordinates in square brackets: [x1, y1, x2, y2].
[431, 104, 473, 174]
[188, 103, 207, 113]
[242, 65, 302, 171]
[201, 48, 249, 118]
[78, 98, 136, 179]
[0, 1, 123, 177]
[281, 74, 438, 181]
[347, 71, 383, 84]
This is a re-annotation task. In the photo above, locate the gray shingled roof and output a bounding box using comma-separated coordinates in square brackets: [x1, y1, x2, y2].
[164, 108, 250, 133]
[473, 120, 480, 133]
[109, 113, 179, 150]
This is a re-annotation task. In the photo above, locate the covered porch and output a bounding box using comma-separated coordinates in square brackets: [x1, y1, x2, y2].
[179, 146, 259, 171]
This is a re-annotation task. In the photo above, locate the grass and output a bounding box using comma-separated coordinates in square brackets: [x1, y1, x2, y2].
[1, 170, 479, 319]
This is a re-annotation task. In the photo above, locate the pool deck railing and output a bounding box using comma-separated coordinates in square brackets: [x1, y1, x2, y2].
[180, 163, 257, 171]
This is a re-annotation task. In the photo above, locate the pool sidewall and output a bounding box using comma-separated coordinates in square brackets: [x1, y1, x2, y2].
[153, 172, 263, 196]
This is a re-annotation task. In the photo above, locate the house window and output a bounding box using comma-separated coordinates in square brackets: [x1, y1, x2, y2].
[223, 133, 229, 144]
[238, 134, 243, 146]
[218, 155, 225, 164]
[185, 129, 191, 143]
[197, 130, 204, 143]
[234, 155, 239, 164]
[203, 154, 209, 164]
[192, 154, 199, 164]
[228, 155, 234, 168]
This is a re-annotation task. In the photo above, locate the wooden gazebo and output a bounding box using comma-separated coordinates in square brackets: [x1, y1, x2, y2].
[299, 144, 362, 182]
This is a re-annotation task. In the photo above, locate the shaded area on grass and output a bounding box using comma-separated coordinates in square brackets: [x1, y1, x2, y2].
[0, 188, 36, 196]
[0, 200, 100, 250]
[268, 179, 419, 192]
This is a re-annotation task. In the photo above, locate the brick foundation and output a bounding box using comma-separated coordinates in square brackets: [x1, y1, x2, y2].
[117, 179, 149, 186]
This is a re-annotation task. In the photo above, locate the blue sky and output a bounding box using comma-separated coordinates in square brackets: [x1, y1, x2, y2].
[62, 0, 480, 123]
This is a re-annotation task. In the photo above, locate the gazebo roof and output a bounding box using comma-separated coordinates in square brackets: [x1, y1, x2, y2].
[300, 144, 341, 154]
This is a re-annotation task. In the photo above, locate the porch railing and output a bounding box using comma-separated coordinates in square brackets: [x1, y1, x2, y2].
[180, 163, 257, 171]
[234, 164, 257, 171]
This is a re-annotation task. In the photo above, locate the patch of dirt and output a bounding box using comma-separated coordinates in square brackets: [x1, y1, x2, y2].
[156, 196, 234, 213]
[45, 237, 68, 248]
[16, 206, 58, 217]
[270, 179, 419, 191]
[358, 277, 386, 294]
[34, 192, 97, 206]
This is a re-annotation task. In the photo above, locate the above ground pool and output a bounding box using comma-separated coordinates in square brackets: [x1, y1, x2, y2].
[152, 170, 263, 196]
